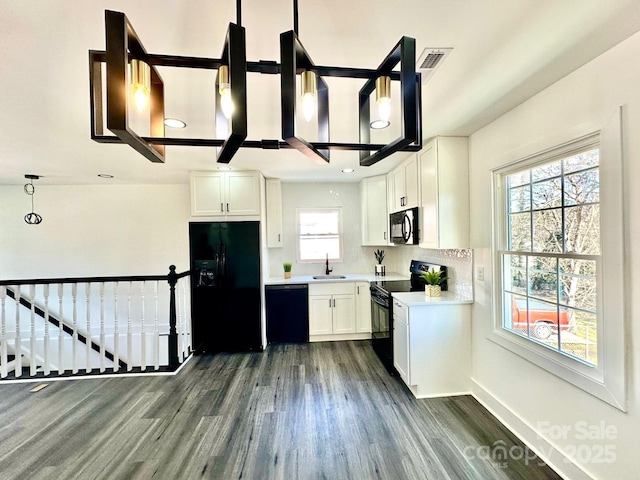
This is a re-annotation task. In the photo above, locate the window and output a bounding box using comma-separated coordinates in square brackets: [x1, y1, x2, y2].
[492, 123, 626, 411]
[297, 208, 342, 263]
[502, 147, 600, 365]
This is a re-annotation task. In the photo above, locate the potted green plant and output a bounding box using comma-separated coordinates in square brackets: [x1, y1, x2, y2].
[283, 262, 292, 279]
[374, 249, 385, 276]
[421, 269, 448, 297]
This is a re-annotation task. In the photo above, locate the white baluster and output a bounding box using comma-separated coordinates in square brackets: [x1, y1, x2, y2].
[71, 283, 78, 374]
[85, 282, 92, 373]
[0, 286, 7, 378]
[113, 281, 119, 372]
[43, 284, 50, 376]
[140, 281, 146, 371]
[29, 285, 37, 376]
[154, 280, 159, 370]
[127, 281, 132, 372]
[14, 285, 22, 377]
[58, 283, 64, 373]
[99, 282, 105, 373]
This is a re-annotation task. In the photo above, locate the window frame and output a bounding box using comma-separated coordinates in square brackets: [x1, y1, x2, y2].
[296, 207, 344, 264]
[490, 126, 626, 411]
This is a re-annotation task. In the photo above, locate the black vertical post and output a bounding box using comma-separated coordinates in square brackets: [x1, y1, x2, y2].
[168, 264, 179, 368]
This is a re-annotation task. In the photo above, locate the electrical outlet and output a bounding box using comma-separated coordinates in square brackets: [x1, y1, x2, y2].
[476, 266, 485, 282]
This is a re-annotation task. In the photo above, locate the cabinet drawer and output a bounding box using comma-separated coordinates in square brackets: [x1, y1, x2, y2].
[392, 298, 408, 323]
[309, 282, 355, 296]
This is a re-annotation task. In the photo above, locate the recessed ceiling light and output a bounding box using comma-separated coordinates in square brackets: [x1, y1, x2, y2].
[98, 174, 114, 178]
[341, 168, 354, 173]
[370, 120, 390, 130]
[164, 118, 186, 128]
[217, 166, 231, 171]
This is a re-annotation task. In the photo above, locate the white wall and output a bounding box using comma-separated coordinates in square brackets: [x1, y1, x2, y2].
[266, 182, 380, 277]
[469, 32, 640, 479]
[0, 184, 190, 279]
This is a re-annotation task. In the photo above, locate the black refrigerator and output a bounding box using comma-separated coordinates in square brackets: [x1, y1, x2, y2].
[189, 221, 262, 353]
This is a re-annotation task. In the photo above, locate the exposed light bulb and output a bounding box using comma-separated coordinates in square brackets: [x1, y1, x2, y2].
[133, 84, 150, 113]
[218, 65, 234, 119]
[375, 75, 391, 124]
[302, 93, 316, 122]
[377, 97, 391, 123]
[131, 59, 150, 114]
[301, 70, 317, 122]
[220, 86, 234, 119]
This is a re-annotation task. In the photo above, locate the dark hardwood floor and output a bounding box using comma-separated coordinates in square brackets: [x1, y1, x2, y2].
[0, 341, 561, 479]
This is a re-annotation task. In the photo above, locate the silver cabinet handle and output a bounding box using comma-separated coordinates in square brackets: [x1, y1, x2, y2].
[226, 203, 229, 212]
[383, 232, 386, 240]
[220, 203, 224, 212]
[329, 298, 332, 308]
[357, 286, 360, 295]
[278, 234, 281, 242]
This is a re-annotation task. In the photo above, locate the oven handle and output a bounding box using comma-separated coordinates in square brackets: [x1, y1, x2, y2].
[371, 294, 389, 309]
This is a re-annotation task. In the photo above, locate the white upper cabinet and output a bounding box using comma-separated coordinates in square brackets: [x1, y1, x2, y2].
[419, 137, 470, 249]
[389, 155, 419, 213]
[190, 171, 260, 217]
[360, 175, 389, 246]
[265, 178, 283, 247]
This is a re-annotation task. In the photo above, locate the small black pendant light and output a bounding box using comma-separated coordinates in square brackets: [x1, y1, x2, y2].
[24, 174, 43, 225]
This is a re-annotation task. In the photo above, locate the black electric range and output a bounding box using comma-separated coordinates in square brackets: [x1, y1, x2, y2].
[370, 260, 447, 374]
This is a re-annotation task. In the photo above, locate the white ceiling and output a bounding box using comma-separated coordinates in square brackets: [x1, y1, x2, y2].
[1, 0, 640, 185]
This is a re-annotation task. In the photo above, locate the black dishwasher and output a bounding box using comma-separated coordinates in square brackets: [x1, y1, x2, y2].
[266, 284, 309, 343]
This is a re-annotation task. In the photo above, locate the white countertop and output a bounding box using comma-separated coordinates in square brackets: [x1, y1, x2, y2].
[392, 291, 473, 306]
[265, 272, 409, 285]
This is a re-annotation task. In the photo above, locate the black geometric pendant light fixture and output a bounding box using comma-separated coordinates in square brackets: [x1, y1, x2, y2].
[89, 1, 422, 167]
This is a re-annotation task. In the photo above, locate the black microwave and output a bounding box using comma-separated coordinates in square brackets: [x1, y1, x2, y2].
[390, 207, 419, 245]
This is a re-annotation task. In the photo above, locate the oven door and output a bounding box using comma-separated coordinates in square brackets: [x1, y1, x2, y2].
[371, 294, 389, 341]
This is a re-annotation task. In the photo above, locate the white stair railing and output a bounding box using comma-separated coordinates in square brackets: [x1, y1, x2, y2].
[0, 266, 191, 380]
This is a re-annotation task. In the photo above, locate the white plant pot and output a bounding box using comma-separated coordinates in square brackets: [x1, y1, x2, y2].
[425, 285, 441, 297]
[375, 264, 386, 276]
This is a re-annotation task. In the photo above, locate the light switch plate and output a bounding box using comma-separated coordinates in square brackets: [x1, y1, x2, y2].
[476, 266, 485, 282]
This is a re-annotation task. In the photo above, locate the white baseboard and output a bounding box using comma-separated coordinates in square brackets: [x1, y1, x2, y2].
[471, 378, 593, 480]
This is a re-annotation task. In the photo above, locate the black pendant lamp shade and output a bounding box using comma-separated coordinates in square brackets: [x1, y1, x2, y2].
[89, 4, 422, 167]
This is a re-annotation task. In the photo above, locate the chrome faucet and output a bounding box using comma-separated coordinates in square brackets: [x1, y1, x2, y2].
[325, 253, 333, 275]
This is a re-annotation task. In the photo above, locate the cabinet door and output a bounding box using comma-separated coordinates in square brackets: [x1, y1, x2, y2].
[419, 142, 439, 247]
[392, 166, 405, 212]
[355, 282, 371, 333]
[332, 294, 356, 334]
[265, 179, 283, 247]
[404, 156, 419, 209]
[361, 176, 388, 246]
[226, 171, 260, 216]
[309, 295, 333, 335]
[191, 172, 225, 216]
[393, 313, 410, 384]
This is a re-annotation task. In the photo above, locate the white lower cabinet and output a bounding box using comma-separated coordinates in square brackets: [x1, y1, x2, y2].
[308, 282, 370, 341]
[392, 296, 471, 397]
[355, 282, 371, 333]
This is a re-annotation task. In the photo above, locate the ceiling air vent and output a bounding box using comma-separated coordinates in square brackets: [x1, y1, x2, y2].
[416, 47, 453, 81]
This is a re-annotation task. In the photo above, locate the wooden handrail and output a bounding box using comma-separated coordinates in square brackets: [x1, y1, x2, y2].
[0, 270, 191, 286]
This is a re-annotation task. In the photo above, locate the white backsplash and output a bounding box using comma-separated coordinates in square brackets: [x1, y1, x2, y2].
[266, 182, 473, 298]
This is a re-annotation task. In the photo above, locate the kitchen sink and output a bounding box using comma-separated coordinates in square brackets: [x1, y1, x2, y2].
[312, 275, 347, 279]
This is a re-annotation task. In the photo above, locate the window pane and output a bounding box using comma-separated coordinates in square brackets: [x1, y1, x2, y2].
[532, 209, 563, 253]
[559, 309, 597, 366]
[508, 212, 531, 251]
[299, 237, 340, 261]
[299, 211, 339, 235]
[532, 178, 562, 209]
[559, 259, 597, 311]
[509, 185, 530, 213]
[532, 161, 561, 182]
[563, 149, 599, 174]
[503, 254, 527, 296]
[503, 292, 528, 338]
[527, 298, 561, 347]
[528, 256, 557, 303]
[564, 205, 600, 255]
[508, 170, 530, 188]
[564, 169, 599, 206]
